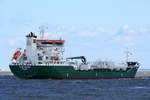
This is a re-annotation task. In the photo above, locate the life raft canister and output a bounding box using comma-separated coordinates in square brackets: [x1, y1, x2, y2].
[13, 51, 21, 60]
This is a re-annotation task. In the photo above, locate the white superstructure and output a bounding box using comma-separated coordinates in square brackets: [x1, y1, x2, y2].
[11, 31, 136, 71]
[26, 32, 38, 64]
[23, 32, 65, 65]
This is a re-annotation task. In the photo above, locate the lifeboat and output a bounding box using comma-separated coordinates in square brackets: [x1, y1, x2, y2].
[13, 51, 22, 60]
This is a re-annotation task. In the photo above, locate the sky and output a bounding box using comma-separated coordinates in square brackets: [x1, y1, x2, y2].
[0, 0, 150, 71]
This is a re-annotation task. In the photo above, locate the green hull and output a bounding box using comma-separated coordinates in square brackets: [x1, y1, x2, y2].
[9, 65, 139, 79]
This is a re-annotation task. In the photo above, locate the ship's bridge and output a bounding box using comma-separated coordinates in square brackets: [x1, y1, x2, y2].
[35, 39, 65, 63]
[36, 40, 65, 46]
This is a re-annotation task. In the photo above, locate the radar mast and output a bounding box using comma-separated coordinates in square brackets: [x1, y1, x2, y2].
[39, 25, 48, 39]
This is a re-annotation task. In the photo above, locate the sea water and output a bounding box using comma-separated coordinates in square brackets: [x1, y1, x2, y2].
[0, 76, 150, 100]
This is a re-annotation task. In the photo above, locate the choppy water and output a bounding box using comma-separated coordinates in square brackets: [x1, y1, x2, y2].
[0, 76, 150, 100]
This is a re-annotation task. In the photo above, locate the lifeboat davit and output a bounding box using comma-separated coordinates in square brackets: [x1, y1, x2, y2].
[13, 51, 22, 60]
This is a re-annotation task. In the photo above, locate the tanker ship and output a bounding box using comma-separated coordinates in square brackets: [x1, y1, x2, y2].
[9, 29, 140, 79]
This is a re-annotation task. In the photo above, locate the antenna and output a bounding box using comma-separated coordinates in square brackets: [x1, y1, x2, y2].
[124, 48, 132, 61]
[39, 25, 48, 39]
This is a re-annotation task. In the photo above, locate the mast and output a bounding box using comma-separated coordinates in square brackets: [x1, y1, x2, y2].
[124, 48, 132, 62]
[39, 25, 48, 39]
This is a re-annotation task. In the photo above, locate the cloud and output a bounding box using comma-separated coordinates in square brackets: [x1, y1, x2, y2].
[139, 27, 150, 34]
[117, 24, 136, 35]
[118, 24, 150, 35]
[44, 25, 150, 47]
[8, 25, 150, 48]
[113, 24, 150, 46]
[79, 30, 101, 37]
[9, 37, 25, 46]
[114, 35, 136, 46]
